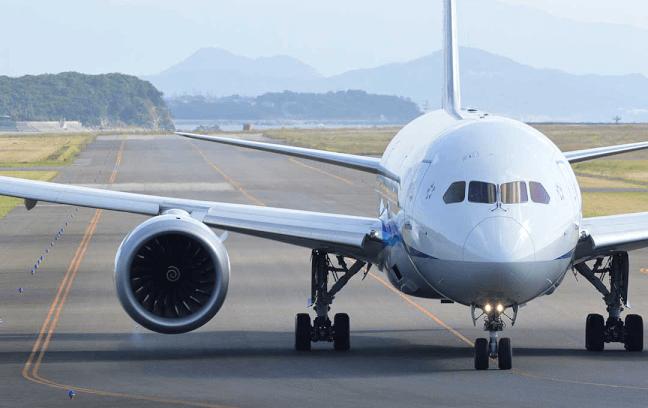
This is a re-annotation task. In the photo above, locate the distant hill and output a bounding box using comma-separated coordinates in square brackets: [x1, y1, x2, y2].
[142, 47, 321, 97]
[145, 47, 648, 123]
[166, 90, 421, 123]
[0, 72, 174, 129]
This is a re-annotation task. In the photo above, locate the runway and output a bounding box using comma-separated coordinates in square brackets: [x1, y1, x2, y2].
[2, 133, 648, 407]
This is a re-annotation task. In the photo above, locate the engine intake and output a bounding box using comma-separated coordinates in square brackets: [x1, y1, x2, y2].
[114, 212, 230, 334]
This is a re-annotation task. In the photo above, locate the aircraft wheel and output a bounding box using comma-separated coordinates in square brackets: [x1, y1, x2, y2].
[625, 314, 644, 351]
[474, 338, 489, 370]
[497, 338, 513, 370]
[295, 313, 312, 351]
[333, 313, 350, 351]
[585, 313, 605, 351]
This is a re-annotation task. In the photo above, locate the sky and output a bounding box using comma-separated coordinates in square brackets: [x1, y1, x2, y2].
[0, 0, 646, 78]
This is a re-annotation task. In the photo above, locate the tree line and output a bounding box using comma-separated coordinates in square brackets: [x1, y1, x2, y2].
[167, 90, 422, 122]
[0, 72, 174, 129]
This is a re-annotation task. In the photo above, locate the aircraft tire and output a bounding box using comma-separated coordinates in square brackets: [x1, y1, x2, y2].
[333, 313, 350, 351]
[474, 338, 489, 370]
[295, 313, 312, 351]
[498, 338, 513, 370]
[624, 314, 644, 351]
[585, 313, 605, 351]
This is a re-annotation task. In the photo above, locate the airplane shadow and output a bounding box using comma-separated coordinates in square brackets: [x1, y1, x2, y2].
[1, 330, 647, 379]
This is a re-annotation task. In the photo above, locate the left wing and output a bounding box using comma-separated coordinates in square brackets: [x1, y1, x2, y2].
[574, 212, 648, 264]
[564, 141, 648, 163]
[0, 176, 383, 263]
[176, 132, 400, 182]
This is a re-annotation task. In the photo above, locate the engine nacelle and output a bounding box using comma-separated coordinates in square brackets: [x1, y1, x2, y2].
[114, 211, 230, 334]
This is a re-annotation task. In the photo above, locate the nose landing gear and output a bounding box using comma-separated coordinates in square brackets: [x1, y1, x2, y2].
[472, 307, 515, 370]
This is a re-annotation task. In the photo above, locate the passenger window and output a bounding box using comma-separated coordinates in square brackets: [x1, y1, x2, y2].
[530, 181, 550, 204]
[501, 181, 528, 204]
[443, 181, 466, 204]
[468, 181, 496, 204]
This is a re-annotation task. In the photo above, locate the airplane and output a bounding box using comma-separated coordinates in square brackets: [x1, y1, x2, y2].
[1, 0, 648, 371]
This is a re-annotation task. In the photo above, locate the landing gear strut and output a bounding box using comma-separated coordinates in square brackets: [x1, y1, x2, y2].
[474, 311, 513, 370]
[575, 253, 644, 352]
[294, 250, 366, 351]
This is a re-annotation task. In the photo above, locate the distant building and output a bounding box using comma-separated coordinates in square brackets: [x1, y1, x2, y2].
[243, 123, 253, 131]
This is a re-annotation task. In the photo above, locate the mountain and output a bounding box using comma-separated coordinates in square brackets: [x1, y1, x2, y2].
[146, 47, 648, 123]
[142, 47, 321, 97]
[313, 48, 648, 122]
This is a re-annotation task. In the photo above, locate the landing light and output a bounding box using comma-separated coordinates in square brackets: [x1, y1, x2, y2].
[484, 304, 492, 313]
[496, 304, 505, 313]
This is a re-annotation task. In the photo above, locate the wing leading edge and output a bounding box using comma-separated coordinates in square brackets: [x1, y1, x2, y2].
[565, 141, 648, 163]
[0, 176, 382, 263]
[176, 132, 400, 182]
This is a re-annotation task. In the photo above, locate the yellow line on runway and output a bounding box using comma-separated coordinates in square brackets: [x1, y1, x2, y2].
[23, 137, 239, 408]
[288, 158, 352, 184]
[368, 272, 474, 347]
[188, 140, 266, 207]
[640, 268, 648, 275]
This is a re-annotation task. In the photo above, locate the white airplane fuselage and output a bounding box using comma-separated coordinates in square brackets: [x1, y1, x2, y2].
[377, 109, 581, 309]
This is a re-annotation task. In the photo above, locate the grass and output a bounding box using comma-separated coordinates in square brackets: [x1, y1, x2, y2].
[0, 171, 59, 218]
[0, 133, 95, 167]
[263, 127, 400, 155]
[582, 192, 648, 218]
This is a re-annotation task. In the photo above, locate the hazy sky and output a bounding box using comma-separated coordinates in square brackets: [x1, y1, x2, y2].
[0, 0, 646, 78]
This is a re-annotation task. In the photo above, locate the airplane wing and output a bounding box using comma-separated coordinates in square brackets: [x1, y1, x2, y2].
[574, 212, 648, 264]
[0, 176, 383, 263]
[176, 132, 400, 182]
[564, 141, 648, 163]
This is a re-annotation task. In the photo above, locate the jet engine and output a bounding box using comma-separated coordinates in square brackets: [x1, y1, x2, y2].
[114, 210, 230, 334]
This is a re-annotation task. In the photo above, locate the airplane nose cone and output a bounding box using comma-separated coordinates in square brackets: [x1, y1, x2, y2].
[463, 217, 535, 263]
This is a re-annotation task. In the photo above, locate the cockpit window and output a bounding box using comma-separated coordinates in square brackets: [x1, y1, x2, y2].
[468, 181, 497, 204]
[530, 181, 550, 204]
[501, 181, 528, 204]
[443, 181, 466, 204]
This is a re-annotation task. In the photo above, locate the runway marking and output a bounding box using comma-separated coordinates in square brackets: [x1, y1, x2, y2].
[188, 140, 266, 207]
[289, 158, 352, 184]
[23, 137, 238, 408]
[368, 272, 474, 347]
[640, 268, 648, 275]
[115, 139, 125, 166]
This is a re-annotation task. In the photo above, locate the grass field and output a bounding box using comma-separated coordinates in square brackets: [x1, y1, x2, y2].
[0, 133, 95, 167]
[0, 171, 59, 218]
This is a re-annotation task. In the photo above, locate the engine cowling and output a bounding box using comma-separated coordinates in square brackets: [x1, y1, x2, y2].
[114, 211, 230, 334]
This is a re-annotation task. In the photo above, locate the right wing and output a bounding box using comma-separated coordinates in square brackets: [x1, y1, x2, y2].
[574, 212, 648, 264]
[0, 176, 383, 263]
[176, 132, 400, 182]
[564, 141, 648, 163]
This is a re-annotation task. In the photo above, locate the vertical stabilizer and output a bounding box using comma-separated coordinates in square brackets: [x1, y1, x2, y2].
[442, 0, 462, 119]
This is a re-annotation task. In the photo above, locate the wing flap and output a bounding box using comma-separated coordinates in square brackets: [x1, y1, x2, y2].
[575, 212, 648, 263]
[565, 141, 648, 163]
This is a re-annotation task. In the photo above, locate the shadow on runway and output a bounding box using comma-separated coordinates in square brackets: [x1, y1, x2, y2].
[2, 330, 648, 379]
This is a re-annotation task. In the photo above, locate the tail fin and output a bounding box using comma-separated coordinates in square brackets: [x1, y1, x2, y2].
[442, 0, 462, 119]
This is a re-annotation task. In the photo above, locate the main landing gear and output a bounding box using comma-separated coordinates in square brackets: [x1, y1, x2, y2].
[473, 310, 514, 370]
[295, 250, 366, 351]
[574, 253, 644, 352]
